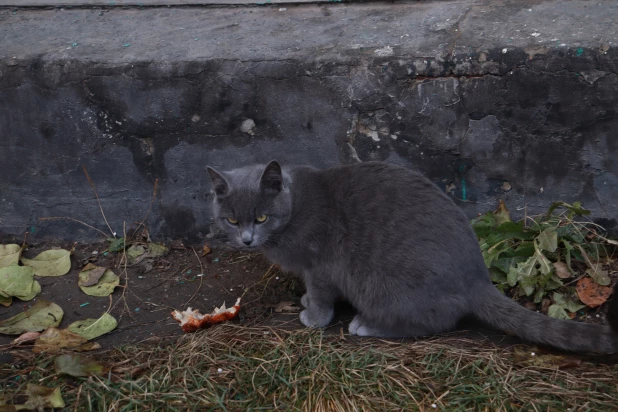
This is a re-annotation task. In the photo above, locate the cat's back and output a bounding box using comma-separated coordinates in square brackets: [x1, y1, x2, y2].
[303, 162, 486, 285]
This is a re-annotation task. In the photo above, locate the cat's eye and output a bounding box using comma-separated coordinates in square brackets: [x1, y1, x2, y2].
[255, 214, 268, 223]
[226, 217, 239, 225]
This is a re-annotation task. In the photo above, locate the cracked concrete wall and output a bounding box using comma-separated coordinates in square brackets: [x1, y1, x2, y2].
[1, 1, 617, 241]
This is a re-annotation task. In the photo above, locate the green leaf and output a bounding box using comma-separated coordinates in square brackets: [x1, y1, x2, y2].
[17, 280, 41, 302]
[493, 256, 527, 274]
[586, 264, 610, 286]
[79, 269, 119, 296]
[512, 241, 535, 257]
[20, 249, 71, 277]
[536, 228, 558, 252]
[483, 241, 512, 268]
[0, 300, 63, 335]
[546, 201, 590, 219]
[0, 244, 23, 268]
[108, 238, 126, 253]
[548, 292, 585, 319]
[471, 212, 497, 238]
[548, 304, 570, 320]
[54, 354, 105, 377]
[0, 266, 35, 299]
[533, 288, 545, 303]
[68, 313, 117, 340]
[489, 268, 507, 284]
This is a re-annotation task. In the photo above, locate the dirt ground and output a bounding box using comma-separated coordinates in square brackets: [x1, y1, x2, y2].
[0, 240, 311, 349]
[0, 238, 616, 353]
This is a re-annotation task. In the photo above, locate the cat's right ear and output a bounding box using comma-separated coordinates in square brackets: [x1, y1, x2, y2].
[207, 167, 229, 196]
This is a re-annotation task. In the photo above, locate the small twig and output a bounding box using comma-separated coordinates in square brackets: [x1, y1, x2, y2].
[145, 267, 188, 291]
[131, 178, 159, 241]
[73, 384, 83, 412]
[38, 217, 109, 238]
[82, 165, 115, 238]
[183, 247, 205, 307]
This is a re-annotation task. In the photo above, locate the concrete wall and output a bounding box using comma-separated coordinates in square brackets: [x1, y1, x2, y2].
[1, 1, 617, 242]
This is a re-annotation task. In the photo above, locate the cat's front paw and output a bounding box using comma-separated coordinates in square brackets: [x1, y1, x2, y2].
[299, 308, 333, 328]
[301, 294, 310, 308]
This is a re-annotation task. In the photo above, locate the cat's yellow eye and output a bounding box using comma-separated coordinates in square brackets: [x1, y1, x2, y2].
[255, 214, 268, 223]
[227, 217, 239, 225]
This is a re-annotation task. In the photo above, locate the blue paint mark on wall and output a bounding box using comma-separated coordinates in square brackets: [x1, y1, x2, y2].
[459, 164, 467, 201]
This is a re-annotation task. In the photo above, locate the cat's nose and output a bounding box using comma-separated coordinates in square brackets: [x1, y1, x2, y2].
[243, 240, 252, 246]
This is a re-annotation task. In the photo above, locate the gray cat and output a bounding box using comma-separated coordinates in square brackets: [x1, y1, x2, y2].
[207, 161, 618, 353]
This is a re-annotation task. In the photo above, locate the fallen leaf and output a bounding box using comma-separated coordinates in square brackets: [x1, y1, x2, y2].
[72, 341, 102, 352]
[202, 245, 212, 256]
[17, 280, 41, 302]
[0, 244, 23, 268]
[33, 327, 88, 354]
[126, 245, 146, 264]
[12, 331, 41, 345]
[513, 346, 581, 369]
[20, 249, 71, 277]
[78, 265, 107, 287]
[553, 262, 571, 279]
[146, 242, 169, 258]
[576, 277, 613, 308]
[54, 354, 105, 377]
[0, 294, 12, 307]
[79, 268, 119, 296]
[0, 265, 35, 299]
[16, 384, 65, 410]
[68, 313, 117, 340]
[0, 300, 63, 335]
[274, 301, 301, 313]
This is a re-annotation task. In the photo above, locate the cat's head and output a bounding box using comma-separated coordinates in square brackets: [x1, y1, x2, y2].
[207, 161, 292, 250]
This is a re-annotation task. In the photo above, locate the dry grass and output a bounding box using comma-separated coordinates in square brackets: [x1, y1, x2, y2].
[4, 325, 618, 411]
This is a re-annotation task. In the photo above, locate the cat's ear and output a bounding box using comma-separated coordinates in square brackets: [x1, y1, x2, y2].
[207, 167, 230, 196]
[260, 160, 283, 193]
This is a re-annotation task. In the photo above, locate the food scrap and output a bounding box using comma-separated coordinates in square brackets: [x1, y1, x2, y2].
[171, 298, 241, 333]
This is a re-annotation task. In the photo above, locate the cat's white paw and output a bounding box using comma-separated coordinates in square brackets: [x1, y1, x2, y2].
[348, 315, 362, 335]
[301, 294, 310, 308]
[299, 308, 333, 328]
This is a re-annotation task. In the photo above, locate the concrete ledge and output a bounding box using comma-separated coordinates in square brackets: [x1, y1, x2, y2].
[1, 1, 617, 241]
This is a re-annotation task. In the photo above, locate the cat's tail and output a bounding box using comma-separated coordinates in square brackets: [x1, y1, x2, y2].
[472, 284, 618, 353]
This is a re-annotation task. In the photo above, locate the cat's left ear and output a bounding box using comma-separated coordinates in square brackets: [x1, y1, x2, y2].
[260, 160, 283, 193]
[207, 167, 230, 196]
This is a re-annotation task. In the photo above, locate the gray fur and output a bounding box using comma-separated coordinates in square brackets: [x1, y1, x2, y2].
[207, 161, 618, 353]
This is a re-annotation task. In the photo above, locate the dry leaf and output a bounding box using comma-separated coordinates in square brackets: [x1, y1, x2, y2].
[553, 262, 571, 279]
[202, 245, 212, 256]
[54, 354, 105, 377]
[274, 301, 301, 313]
[576, 277, 613, 308]
[32, 327, 89, 354]
[12, 331, 41, 345]
[78, 265, 107, 287]
[513, 347, 582, 369]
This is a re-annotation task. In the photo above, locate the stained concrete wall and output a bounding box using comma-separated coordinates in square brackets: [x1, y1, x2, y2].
[1, 1, 617, 242]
